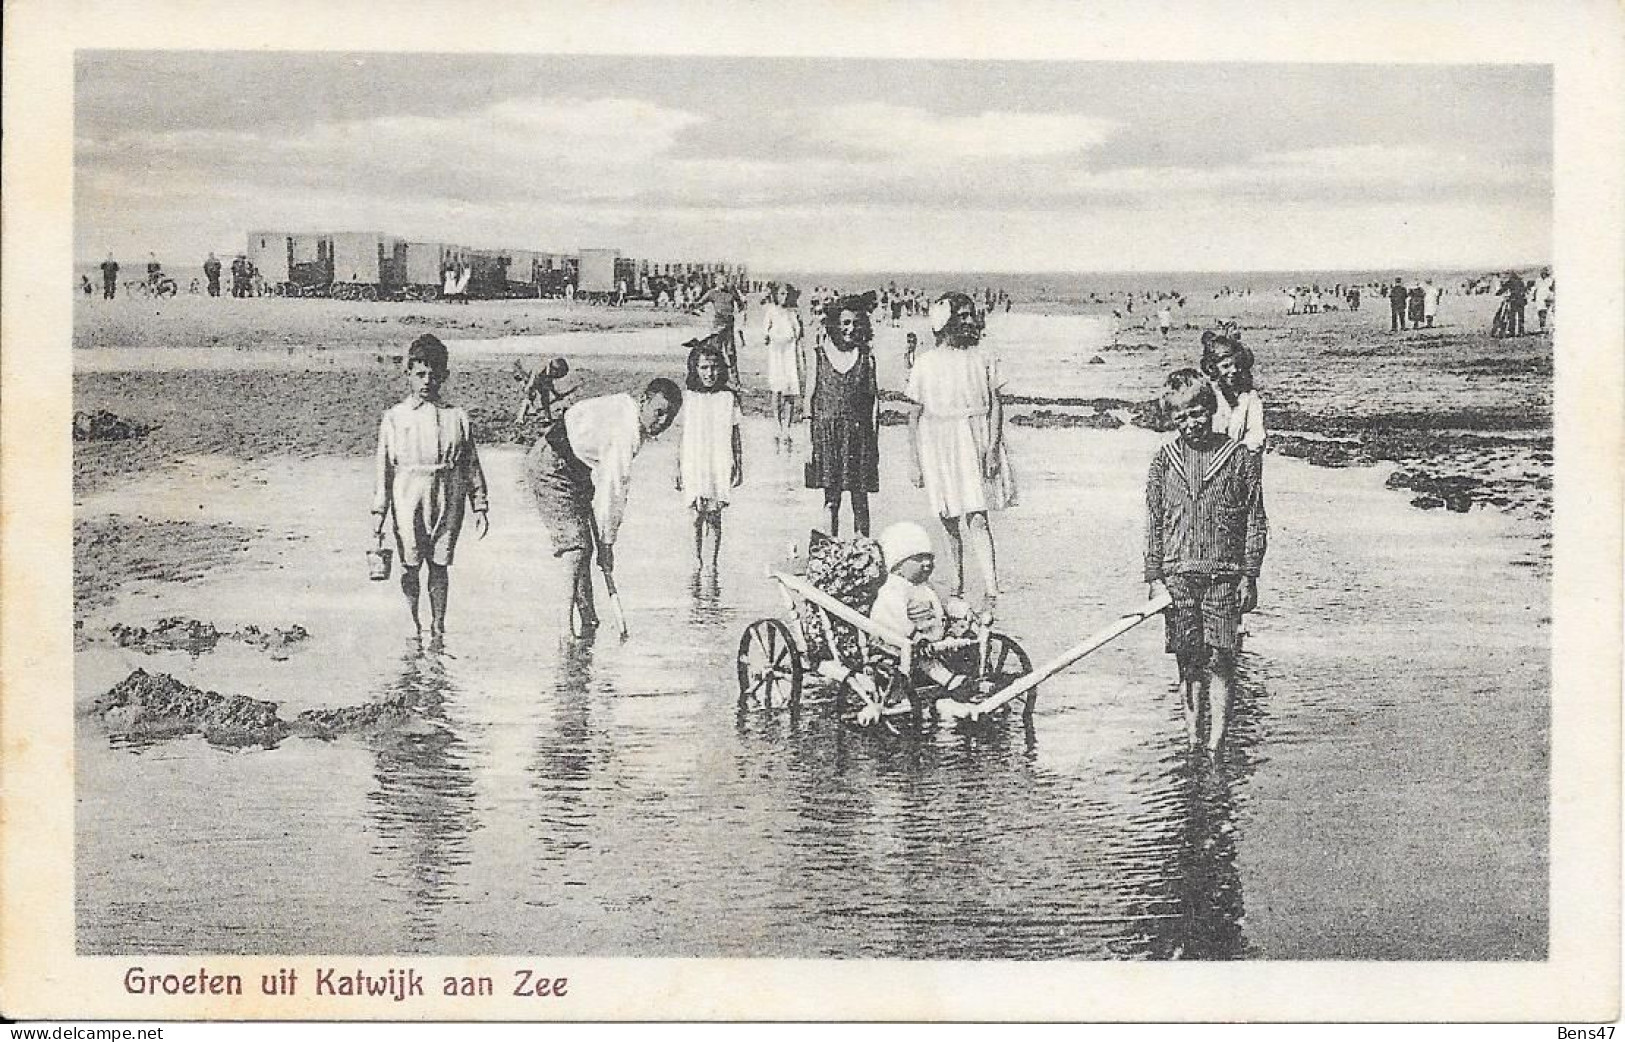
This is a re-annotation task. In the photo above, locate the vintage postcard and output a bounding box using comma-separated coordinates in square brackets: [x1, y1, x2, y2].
[2, 0, 1619, 1025]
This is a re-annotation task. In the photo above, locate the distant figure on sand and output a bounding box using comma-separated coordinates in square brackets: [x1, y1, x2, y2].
[804, 292, 880, 537]
[203, 253, 222, 298]
[524, 379, 682, 637]
[371, 335, 490, 648]
[1200, 330, 1266, 452]
[1158, 306, 1172, 339]
[1496, 271, 1528, 337]
[515, 357, 571, 426]
[697, 279, 745, 379]
[1406, 280, 1426, 328]
[1388, 277, 1408, 332]
[100, 253, 119, 299]
[1423, 280, 1441, 328]
[677, 341, 744, 573]
[905, 292, 1015, 613]
[1533, 268, 1555, 331]
[1145, 369, 1267, 753]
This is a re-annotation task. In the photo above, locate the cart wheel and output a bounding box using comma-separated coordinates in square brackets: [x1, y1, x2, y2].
[981, 632, 1038, 719]
[155, 278, 177, 298]
[844, 661, 917, 730]
[360, 285, 378, 302]
[737, 619, 802, 712]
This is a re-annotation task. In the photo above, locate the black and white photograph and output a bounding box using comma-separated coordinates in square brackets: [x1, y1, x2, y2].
[2, 0, 1620, 1025]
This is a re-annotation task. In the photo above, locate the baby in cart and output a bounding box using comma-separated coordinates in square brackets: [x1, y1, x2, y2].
[870, 521, 978, 697]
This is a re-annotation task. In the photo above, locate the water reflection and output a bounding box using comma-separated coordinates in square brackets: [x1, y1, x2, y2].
[1133, 652, 1267, 959]
[721, 644, 1269, 960]
[528, 642, 605, 876]
[364, 651, 478, 951]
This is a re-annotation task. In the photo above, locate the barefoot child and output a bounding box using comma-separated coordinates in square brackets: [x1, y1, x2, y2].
[524, 379, 682, 637]
[869, 522, 974, 697]
[1199, 330, 1266, 452]
[804, 292, 880, 537]
[761, 283, 804, 447]
[1145, 369, 1267, 753]
[677, 341, 743, 572]
[905, 291, 1015, 615]
[371, 334, 490, 646]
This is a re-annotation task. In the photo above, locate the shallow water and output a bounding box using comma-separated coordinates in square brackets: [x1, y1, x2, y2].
[75, 412, 1547, 958]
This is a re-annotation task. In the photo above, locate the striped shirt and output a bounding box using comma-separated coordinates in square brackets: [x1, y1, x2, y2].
[1144, 434, 1267, 581]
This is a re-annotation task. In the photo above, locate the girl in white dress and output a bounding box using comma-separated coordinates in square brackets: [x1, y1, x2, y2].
[904, 292, 1016, 612]
[677, 340, 744, 572]
[761, 283, 805, 448]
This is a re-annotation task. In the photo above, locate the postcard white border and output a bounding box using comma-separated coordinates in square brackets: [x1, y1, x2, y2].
[3, 0, 1619, 1022]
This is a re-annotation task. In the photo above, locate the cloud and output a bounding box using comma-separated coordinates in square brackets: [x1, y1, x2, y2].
[1071, 144, 1550, 205]
[76, 90, 1549, 271]
[804, 103, 1120, 160]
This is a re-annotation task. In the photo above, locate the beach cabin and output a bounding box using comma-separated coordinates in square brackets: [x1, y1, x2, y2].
[286, 234, 333, 293]
[534, 253, 572, 297]
[245, 231, 292, 285]
[404, 241, 450, 295]
[465, 249, 512, 299]
[329, 232, 406, 299]
[577, 248, 619, 297]
[506, 249, 543, 295]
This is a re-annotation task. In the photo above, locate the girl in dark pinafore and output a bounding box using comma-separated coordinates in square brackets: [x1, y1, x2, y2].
[802, 291, 880, 536]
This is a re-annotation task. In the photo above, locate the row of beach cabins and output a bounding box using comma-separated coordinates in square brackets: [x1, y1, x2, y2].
[244, 230, 747, 303]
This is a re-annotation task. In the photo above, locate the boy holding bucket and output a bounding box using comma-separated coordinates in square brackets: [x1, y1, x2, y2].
[371, 334, 490, 646]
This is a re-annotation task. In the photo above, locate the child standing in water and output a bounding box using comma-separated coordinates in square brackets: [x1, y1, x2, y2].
[677, 341, 744, 572]
[371, 334, 490, 647]
[761, 284, 804, 448]
[803, 292, 880, 537]
[1199, 330, 1266, 452]
[1145, 369, 1267, 753]
[905, 291, 1015, 614]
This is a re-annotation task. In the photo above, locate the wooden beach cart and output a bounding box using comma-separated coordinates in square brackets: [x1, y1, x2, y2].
[736, 569, 1037, 730]
[736, 569, 1174, 732]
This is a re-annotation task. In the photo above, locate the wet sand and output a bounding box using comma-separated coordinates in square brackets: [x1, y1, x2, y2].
[72, 289, 1550, 959]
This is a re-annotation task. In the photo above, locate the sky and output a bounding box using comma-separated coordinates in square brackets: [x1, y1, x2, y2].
[74, 53, 1552, 273]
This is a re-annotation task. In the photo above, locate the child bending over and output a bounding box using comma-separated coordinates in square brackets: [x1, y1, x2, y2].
[515, 356, 571, 426]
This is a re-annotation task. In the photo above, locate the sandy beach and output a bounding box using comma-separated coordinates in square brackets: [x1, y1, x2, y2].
[70, 284, 1550, 960]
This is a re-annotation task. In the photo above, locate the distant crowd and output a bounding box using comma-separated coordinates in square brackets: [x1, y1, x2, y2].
[87, 251, 263, 300]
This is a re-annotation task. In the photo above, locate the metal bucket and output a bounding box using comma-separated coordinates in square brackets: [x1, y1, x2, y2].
[366, 546, 393, 582]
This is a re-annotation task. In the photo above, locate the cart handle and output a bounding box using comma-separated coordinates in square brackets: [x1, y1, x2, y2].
[966, 592, 1173, 720]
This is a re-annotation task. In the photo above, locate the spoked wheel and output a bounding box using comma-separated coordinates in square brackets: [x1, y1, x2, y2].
[737, 619, 803, 712]
[842, 661, 918, 733]
[979, 632, 1038, 721]
[155, 278, 178, 298]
